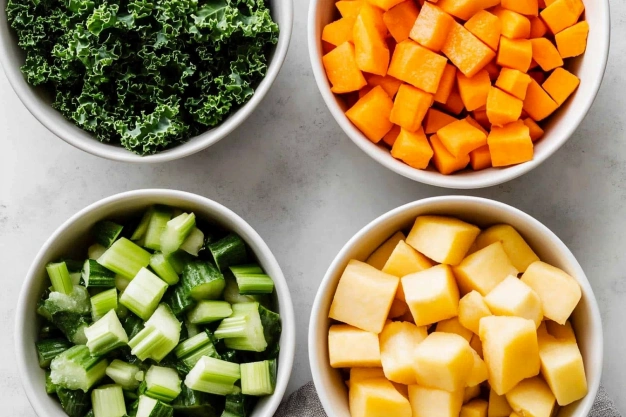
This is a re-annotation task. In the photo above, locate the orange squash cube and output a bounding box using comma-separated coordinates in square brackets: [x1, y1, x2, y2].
[496, 68, 532, 100]
[523, 118, 544, 142]
[469, 145, 492, 170]
[465, 115, 488, 135]
[409, 2, 455, 52]
[383, 124, 401, 146]
[437, 119, 487, 157]
[337, 0, 363, 18]
[523, 79, 559, 121]
[442, 22, 496, 78]
[425, 108, 457, 134]
[431, 134, 470, 174]
[487, 120, 533, 167]
[354, 4, 390, 76]
[437, 0, 501, 20]
[540, 0, 584, 34]
[322, 18, 356, 46]
[483, 60, 501, 80]
[388, 40, 448, 93]
[497, 37, 533, 73]
[555, 21, 589, 58]
[358, 85, 374, 98]
[542, 68, 580, 105]
[530, 38, 563, 72]
[493, 8, 531, 39]
[473, 109, 491, 130]
[502, 0, 538, 16]
[390, 84, 434, 132]
[391, 127, 434, 169]
[366, 0, 406, 12]
[366, 74, 403, 98]
[457, 69, 491, 111]
[346, 86, 394, 142]
[443, 88, 466, 115]
[434, 64, 457, 104]
[384, 1, 420, 43]
[530, 16, 548, 38]
[487, 87, 523, 127]
[464, 11, 502, 51]
[323, 42, 368, 94]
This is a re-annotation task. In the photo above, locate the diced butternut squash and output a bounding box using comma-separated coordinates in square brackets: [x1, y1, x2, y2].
[410, 2, 456, 52]
[523, 79, 559, 121]
[465, 115, 488, 135]
[388, 40, 449, 93]
[479, 316, 540, 395]
[389, 298, 409, 318]
[382, 239, 435, 277]
[425, 108, 457, 134]
[530, 16, 548, 38]
[457, 70, 491, 111]
[502, 0, 538, 16]
[486, 87, 523, 127]
[353, 4, 390, 76]
[464, 11, 502, 51]
[459, 291, 492, 334]
[350, 378, 412, 417]
[492, 8, 531, 39]
[485, 276, 543, 328]
[523, 118, 544, 142]
[409, 385, 465, 417]
[530, 38, 563, 72]
[323, 42, 368, 94]
[329, 259, 399, 333]
[470, 334, 484, 358]
[390, 85, 434, 131]
[521, 261, 581, 324]
[383, 1, 420, 43]
[350, 367, 386, 382]
[346, 86, 394, 143]
[488, 390, 513, 417]
[366, 0, 406, 12]
[555, 21, 589, 58]
[542, 68, 580, 105]
[436, 316, 474, 342]
[382, 124, 401, 146]
[391, 128, 434, 169]
[434, 64, 458, 104]
[437, 118, 487, 157]
[437, 0, 501, 20]
[414, 332, 475, 392]
[497, 37, 533, 72]
[461, 399, 489, 417]
[322, 18, 356, 46]
[366, 231, 406, 270]
[406, 215, 480, 265]
[474, 224, 540, 272]
[470, 145, 493, 170]
[473, 109, 491, 129]
[431, 134, 471, 174]
[505, 377, 556, 417]
[329, 324, 382, 367]
[380, 321, 428, 384]
[443, 89, 467, 115]
[487, 120, 534, 167]
[402, 264, 461, 326]
[454, 242, 519, 296]
[337, 0, 364, 18]
[366, 74, 403, 98]
[540, 0, 584, 34]
[442, 22, 496, 77]
[483, 60, 501, 80]
[496, 68, 532, 100]
[464, 385, 482, 404]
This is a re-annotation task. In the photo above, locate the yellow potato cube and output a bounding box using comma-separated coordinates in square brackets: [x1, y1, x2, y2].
[406, 216, 481, 265]
[505, 377, 556, 417]
[464, 385, 482, 404]
[408, 385, 464, 417]
[329, 260, 399, 333]
[329, 324, 381, 368]
[380, 321, 428, 385]
[479, 316, 540, 395]
[467, 349, 489, 387]
[350, 367, 386, 382]
[350, 378, 412, 417]
[488, 390, 513, 417]
[367, 231, 406, 270]
[461, 399, 489, 417]
[459, 291, 493, 335]
[470, 334, 484, 358]
[474, 225, 540, 272]
[484, 276, 543, 328]
[454, 242, 519, 296]
[545, 320, 577, 343]
[414, 332, 474, 392]
[521, 261, 581, 325]
[388, 299, 409, 318]
[436, 316, 474, 342]
[383, 240, 435, 278]
[402, 265, 460, 327]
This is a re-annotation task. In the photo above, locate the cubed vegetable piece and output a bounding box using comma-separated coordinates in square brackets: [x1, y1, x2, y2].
[409, 2, 455, 52]
[120, 267, 168, 320]
[459, 291, 492, 334]
[383, 1, 420, 43]
[457, 70, 491, 111]
[337, 0, 363, 18]
[92, 385, 126, 417]
[366, 74, 403, 98]
[464, 11, 501, 51]
[388, 40, 448, 93]
[524, 118, 545, 142]
[473, 109, 491, 130]
[488, 390, 513, 417]
[506, 377, 556, 417]
[555, 21, 589, 58]
[438, 118, 488, 157]
[390, 84, 434, 132]
[530, 16, 548, 38]
[346, 86, 394, 143]
[184, 356, 241, 395]
[379, 321, 428, 384]
[502, 0, 538, 15]
[323, 42, 367, 94]
[474, 224, 539, 272]
[479, 316, 540, 395]
[431, 134, 471, 174]
[497, 38, 532, 73]
[97, 238, 151, 279]
[443, 89, 466, 115]
[530, 38, 563, 72]
[465, 115, 488, 135]
[350, 378, 412, 417]
[408, 385, 464, 417]
[521, 261, 581, 324]
[492, 8, 531, 39]
[540, 0, 584, 34]
[388, 299, 409, 318]
[487, 87, 523, 127]
[50, 345, 108, 392]
[128, 304, 181, 362]
[329, 324, 381, 367]
[434, 64, 458, 104]
[464, 385, 482, 404]
[382, 125, 401, 146]
[366, 231, 406, 270]
[382, 240, 434, 301]
[542, 68, 580, 105]
[85, 310, 129, 356]
[436, 316, 473, 342]
[414, 332, 474, 392]
[467, 349, 489, 387]
[496, 69, 532, 100]
[354, 4, 390, 75]
[523, 79, 559, 121]
[442, 22, 496, 77]
[390, 128, 434, 169]
[402, 265, 460, 327]
[350, 367, 385, 383]
[453, 242, 519, 296]
[470, 145, 493, 171]
[322, 18, 355, 46]
[461, 399, 488, 417]
[484, 276, 543, 328]
[437, 0, 500, 20]
[487, 120, 534, 167]
[425, 109, 457, 134]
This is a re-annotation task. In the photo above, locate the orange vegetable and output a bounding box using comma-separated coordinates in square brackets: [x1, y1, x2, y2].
[434, 64, 457, 104]
[465, 115, 488, 135]
[523, 79, 559, 121]
[464, 10, 502, 51]
[383, 124, 402, 146]
[323, 42, 368, 94]
[530, 40, 563, 73]
[457, 69, 491, 111]
[487, 120, 533, 167]
[555, 21, 589, 58]
[424, 108, 458, 134]
[346, 86, 394, 142]
[469, 145, 493, 170]
[495, 68, 532, 100]
[540, 0, 584, 34]
[437, 0, 500, 20]
[390, 84, 434, 132]
[437, 118, 488, 157]
[542, 67, 580, 105]
[492, 8, 531, 39]
[366, 74, 403, 98]
[322, 18, 356, 46]
[409, 3, 455, 52]
[366, 0, 406, 12]
[442, 88, 465, 115]
[486, 87, 523, 127]
[473, 109, 491, 130]
[497, 37, 532, 73]
[388, 40, 448, 94]
[431, 134, 471, 174]
[337, 0, 364, 18]
[383, 1, 420, 43]
[353, 4, 390, 76]
[529, 16, 548, 38]
[523, 118, 544, 142]
[483, 60, 501, 80]
[501, 0, 538, 16]
[391, 127, 435, 169]
[442, 22, 496, 77]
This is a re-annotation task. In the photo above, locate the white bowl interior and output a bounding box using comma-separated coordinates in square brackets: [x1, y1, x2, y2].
[0, 0, 293, 163]
[15, 190, 295, 417]
[309, 196, 603, 417]
[308, 0, 610, 188]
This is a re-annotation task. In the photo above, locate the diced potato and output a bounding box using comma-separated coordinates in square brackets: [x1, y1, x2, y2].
[484, 276, 543, 328]
[350, 367, 386, 382]
[329, 324, 381, 368]
[436, 316, 474, 342]
[379, 321, 428, 385]
[464, 385, 482, 404]
[505, 377, 556, 417]
[545, 320, 577, 343]
[388, 299, 409, 318]
[367, 231, 406, 270]
[405, 216, 481, 265]
[461, 399, 489, 417]
[488, 390, 513, 417]
[467, 349, 489, 387]
[470, 334, 484, 358]
[350, 378, 412, 417]
[414, 332, 474, 392]
[474, 225, 540, 272]
[408, 385, 465, 417]
[479, 316, 540, 395]
[402, 265, 460, 326]
[454, 242, 519, 296]
[329, 260, 400, 333]
[459, 291, 493, 335]
[382, 240, 435, 277]
[521, 261, 581, 325]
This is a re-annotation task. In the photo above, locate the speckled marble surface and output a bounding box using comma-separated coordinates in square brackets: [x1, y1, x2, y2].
[1, 0, 625, 414]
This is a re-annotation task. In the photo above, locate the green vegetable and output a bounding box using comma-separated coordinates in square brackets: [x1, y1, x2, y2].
[184, 356, 240, 395]
[47, 262, 73, 295]
[50, 345, 108, 392]
[84, 309, 128, 356]
[240, 360, 275, 396]
[36, 338, 72, 368]
[230, 264, 274, 295]
[90, 288, 118, 321]
[144, 365, 182, 403]
[82, 260, 116, 288]
[92, 221, 124, 248]
[97, 238, 151, 279]
[56, 388, 91, 417]
[105, 360, 141, 390]
[208, 234, 248, 272]
[91, 385, 126, 417]
[119, 268, 168, 320]
[136, 395, 174, 417]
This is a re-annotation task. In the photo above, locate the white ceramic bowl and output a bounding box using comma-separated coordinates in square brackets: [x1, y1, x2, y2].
[309, 196, 603, 417]
[15, 189, 296, 417]
[308, 2, 610, 189]
[0, 3, 292, 163]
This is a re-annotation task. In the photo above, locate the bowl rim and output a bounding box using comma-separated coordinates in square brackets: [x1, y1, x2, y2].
[308, 195, 603, 416]
[307, 1, 611, 189]
[0, 0, 294, 163]
[14, 189, 296, 417]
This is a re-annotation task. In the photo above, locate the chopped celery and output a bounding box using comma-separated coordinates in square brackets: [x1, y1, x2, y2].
[97, 238, 151, 279]
[44, 285, 91, 315]
[180, 227, 204, 257]
[85, 310, 129, 356]
[128, 304, 181, 362]
[144, 206, 172, 251]
[185, 320, 201, 338]
[51, 312, 90, 345]
[56, 388, 91, 417]
[106, 360, 141, 390]
[240, 360, 276, 396]
[174, 332, 219, 373]
[223, 276, 267, 305]
[131, 207, 155, 241]
[114, 275, 131, 292]
[208, 234, 248, 272]
[45, 371, 57, 394]
[36, 338, 72, 368]
[215, 302, 267, 352]
[231, 265, 274, 295]
[88, 244, 107, 260]
[137, 395, 174, 417]
[82, 260, 116, 288]
[184, 357, 240, 395]
[144, 366, 182, 403]
[91, 384, 126, 417]
[47, 262, 73, 295]
[92, 221, 124, 248]
[70, 272, 82, 286]
[150, 253, 179, 285]
[187, 301, 232, 324]
[90, 288, 118, 322]
[120, 268, 169, 320]
[50, 345, 108, 392]
[161, 213, 196, 255]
